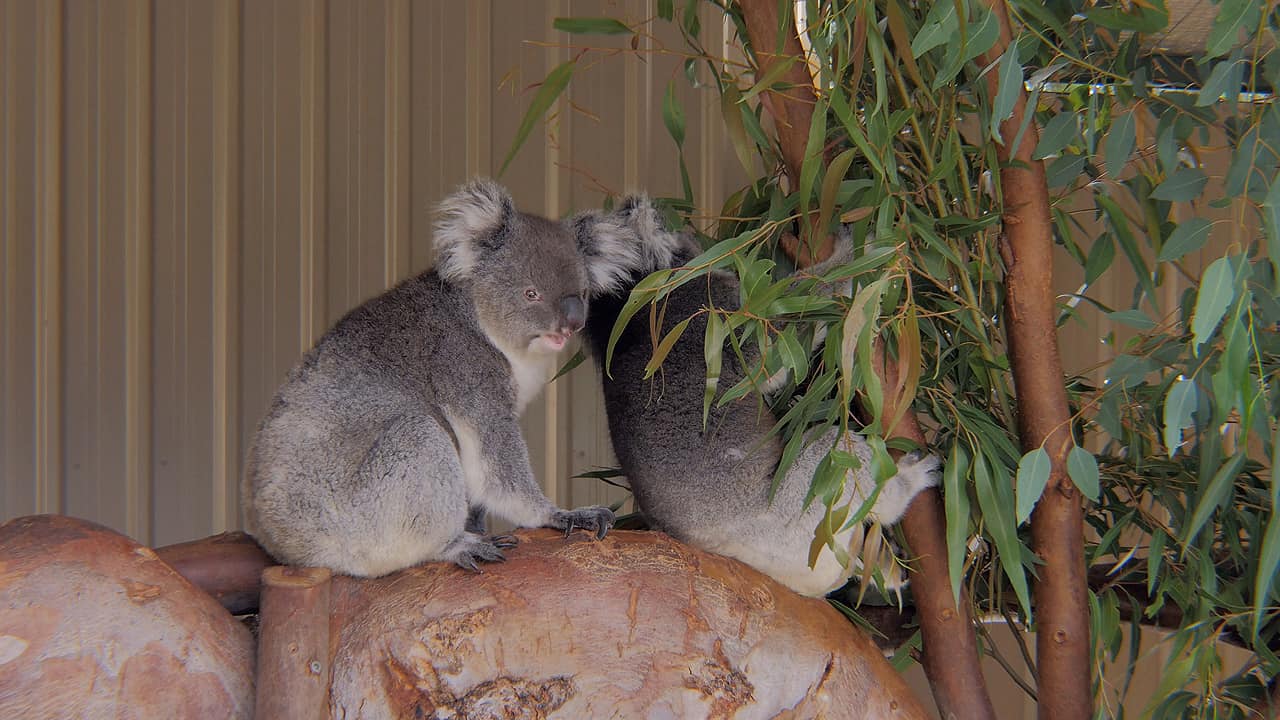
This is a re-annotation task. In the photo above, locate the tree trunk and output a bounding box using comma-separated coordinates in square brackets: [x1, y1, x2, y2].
[976, 2, 1092, 718]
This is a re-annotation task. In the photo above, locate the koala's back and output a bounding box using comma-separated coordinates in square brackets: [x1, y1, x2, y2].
[594, 274, 816, 527]
[243, 272, 507, 574]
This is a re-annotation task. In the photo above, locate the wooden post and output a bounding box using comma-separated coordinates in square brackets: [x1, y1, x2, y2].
[255, 566, 332, 720]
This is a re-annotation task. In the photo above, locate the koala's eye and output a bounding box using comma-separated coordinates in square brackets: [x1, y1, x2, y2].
[524, 288, 542, 302]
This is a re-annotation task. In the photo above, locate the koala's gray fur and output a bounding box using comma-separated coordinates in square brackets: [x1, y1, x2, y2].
[243, 179, 641, 577]
[583, 199, 939, 597]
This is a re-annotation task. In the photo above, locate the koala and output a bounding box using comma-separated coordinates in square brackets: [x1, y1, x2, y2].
[583, 198, 939, 597]
[243, 179, 647, 577]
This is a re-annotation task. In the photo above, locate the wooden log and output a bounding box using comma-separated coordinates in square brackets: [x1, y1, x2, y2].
[0, 515, 254, 719]
[325, 529, 929, 719]
[154, 531, 272, 615]
[256, 566, 332, 720]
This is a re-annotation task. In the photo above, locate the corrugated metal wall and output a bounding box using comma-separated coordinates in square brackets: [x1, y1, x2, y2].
[1, 0, 741, 546]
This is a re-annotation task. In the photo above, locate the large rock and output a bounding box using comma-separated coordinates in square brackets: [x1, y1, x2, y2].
[327, 529, 927, 719]
[0, 515, 255, 719]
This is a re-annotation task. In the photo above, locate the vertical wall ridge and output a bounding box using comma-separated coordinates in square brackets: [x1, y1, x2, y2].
[35, 0, 64, 515]
[212, 0, 241, 531]
[384, 0, 410, 285]
[124, 0, 153, 542]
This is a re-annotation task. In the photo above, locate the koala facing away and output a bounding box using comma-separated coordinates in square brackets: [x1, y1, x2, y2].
[584, 199, 939, 597]
[244, 180, 643, 577]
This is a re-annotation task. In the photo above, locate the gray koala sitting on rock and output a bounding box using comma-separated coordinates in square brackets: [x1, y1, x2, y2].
[583, 198, 939, 597]
[243, 179, 654, 577]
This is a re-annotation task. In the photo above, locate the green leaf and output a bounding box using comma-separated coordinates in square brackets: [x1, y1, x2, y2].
[1150, 168, 1208, 202]
[1084, 0, 1169, 33]
[1045, 152, 1087, 189]
[1097, 195, 1158, 307]
[1197, 55, 1245, 106]
[1034, 112, 1078, 160]
[721, 84, 757, 177]
[817, 148, 857, 238]
[1104, 111, 1136, 179]
[1107, 309, 1155, 331]
[662, 79, 686, 147]
[551, 347, 587, 381]
[974, 451, 1033, 616]
[910, 1, 958, 57]
[1067, 446, 1100, 501]
[944, 443, 972, 604]
[1252, 423, 1280, 638]
[776, 327, 809, 382]
[642, 317, 692, 379]
[499, 59, 576, 176]
[1157, 218, 1213, 263]
[657, 0, 674, 21]
[1084, 234, 1116, 285]
[1190, 255, 1237, 353]
[740, 56, 797, 103]
[1264, 173, 1280, 280]
[1205, 0, 1260, 58]
[990, 43, 1022, 145]
[933, 6, 998, 90]
[703, 312, 727, 428]
[552, 17, 633, 35]
[1182, 451, 1247, 543]
[1015, 446, 1051, 524]
[605, 268, 674, 373]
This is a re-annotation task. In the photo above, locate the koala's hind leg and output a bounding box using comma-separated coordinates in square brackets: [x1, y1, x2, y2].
[442, 532, 519, 572]
[318, 413, 480, 577]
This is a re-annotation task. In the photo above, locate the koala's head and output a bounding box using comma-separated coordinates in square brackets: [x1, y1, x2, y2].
[434, 179, 655, 354]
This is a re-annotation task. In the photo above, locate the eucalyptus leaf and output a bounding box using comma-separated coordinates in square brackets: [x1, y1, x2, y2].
[1067, 446, 1100, 501]
[1205, 0, 1260, 58]
[552, 17, 633, 35]
[1015, 446, 1051, 524]
[1151, 168, 1209, 202]
[1104, 111, 1136, 179]
[1162, 378, 1198, 457]
[1191, 255, 1237, 353]
[1157, 218, 1213, 263]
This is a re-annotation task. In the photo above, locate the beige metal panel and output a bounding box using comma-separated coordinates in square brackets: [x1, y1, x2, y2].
[325, 0, 412, 320]
[61, 0, 153, 541]
[150, 0, 239, 546]
[0, 0, 63, 520]
[238, 0, 329, 506]
[409, 0, 475, 272]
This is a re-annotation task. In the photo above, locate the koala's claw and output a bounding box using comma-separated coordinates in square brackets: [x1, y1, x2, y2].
[551, 506, 615, 540]
[487, 534, 519, 549]
[448, 534, 514, 572]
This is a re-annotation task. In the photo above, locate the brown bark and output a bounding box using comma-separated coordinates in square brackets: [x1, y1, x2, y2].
[737, 0, 833, 264]
[735, 2, 998, 717]
[256, 565, 333, 720]
[154, 531, 273, 615]
[977, 2, 1091, 718]
[876, 346, 998, 720]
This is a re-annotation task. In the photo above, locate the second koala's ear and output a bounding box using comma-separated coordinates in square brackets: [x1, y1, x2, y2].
[573, 195, 687, 295]
[433, 179, 515, 283]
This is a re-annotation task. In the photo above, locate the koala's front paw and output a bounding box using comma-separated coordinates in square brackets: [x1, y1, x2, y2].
[446, 533, 518, 573]
[550, 506, 615, 540]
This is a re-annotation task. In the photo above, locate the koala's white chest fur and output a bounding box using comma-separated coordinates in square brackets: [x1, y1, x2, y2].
[482, 330, 561, 414]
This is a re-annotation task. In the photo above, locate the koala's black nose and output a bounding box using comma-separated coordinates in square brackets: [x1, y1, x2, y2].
[560, 296, 586, 332]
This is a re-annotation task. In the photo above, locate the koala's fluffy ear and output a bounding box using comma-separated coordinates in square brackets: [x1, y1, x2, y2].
[434, 179, 515, 283]
[573, 195, 686, 294]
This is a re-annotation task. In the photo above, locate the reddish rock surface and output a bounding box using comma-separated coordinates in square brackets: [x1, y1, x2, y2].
[0, 515, 255, 719]
[327, 528, 928, 719]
